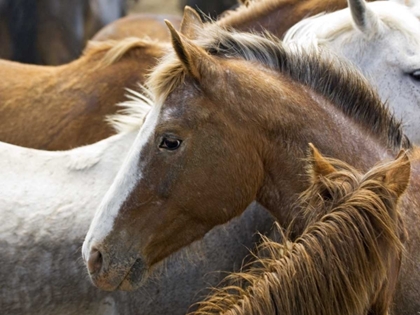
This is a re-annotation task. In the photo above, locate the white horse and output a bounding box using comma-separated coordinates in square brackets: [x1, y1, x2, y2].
[0, 94, 275, 314]
[284, 0, 420, 144]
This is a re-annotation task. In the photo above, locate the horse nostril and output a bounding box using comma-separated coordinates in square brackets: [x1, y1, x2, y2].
[87, 247, 103, 275]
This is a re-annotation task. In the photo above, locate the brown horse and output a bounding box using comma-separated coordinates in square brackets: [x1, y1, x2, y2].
[92, 13, 182, 42]
[82, 13, 420, 315]
[192, 145, 410, 315]
[0, 38, 167, 150]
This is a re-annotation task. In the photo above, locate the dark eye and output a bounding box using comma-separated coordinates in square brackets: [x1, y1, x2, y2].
[410, 70, 420, 81]
[159, 137, 182, 151]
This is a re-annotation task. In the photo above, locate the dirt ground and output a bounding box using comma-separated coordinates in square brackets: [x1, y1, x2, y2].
[129, 0, 182, 16]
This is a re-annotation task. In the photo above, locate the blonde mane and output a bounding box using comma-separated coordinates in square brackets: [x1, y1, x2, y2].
[191, 155, 407, 315]
[283, 1, 420, 48]
[147, 23, 410, 150]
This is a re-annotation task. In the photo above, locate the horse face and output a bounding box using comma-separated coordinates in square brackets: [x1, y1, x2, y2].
[82, 75, 264, 291]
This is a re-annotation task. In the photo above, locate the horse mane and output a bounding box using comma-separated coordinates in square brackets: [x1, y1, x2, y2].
[83, 37, 169, 68]
[147, 24, 410, 151]
[190, 155, 406, 315]
[106, 87, 153, 133]
[283, 2, 420, 48]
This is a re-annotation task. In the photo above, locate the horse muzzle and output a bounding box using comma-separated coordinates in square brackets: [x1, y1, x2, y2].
[82, 241, 146, 291]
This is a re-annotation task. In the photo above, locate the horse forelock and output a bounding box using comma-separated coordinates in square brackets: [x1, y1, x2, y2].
[147, 22, 410, 151]
[191, 156, 405, 315]
[106, 87, 154, 134]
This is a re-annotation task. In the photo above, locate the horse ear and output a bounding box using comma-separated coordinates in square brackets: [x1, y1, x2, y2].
[308, 143, 337, 181]
[165, 20, 214, 81]
[381, 151, 411, 199]
[348, 0, 380, 35]
[180, 6, 203, 39]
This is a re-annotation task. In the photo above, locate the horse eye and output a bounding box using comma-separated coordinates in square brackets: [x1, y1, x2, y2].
[159, 138, 182, 151]
[410, 70, 420, 81]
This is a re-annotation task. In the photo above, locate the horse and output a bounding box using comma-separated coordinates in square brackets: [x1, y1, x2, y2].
[91, 13, 182, 42]
[283, 0, 420, 144]
[0, 0, 127, 65]
[0, 38, 166, 150]
[82, 11, 420, 315]
[0, 94, 276, 314]
[192, 145, 410, 315]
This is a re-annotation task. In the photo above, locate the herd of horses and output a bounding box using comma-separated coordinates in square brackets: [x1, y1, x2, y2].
[1, 0, 420, 314]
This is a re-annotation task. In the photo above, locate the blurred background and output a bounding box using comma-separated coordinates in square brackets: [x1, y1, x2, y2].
[0, 0, 238, 65]
[130, 0, 180, 15]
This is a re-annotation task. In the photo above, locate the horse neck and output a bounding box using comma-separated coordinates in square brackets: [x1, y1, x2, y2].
[252, 89, 393, 233]
[0, 60, 56, 89]
[217, 0, 348, 38]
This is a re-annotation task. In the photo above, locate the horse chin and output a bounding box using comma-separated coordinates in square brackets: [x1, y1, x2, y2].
[90, 257, 147, 292]
[117, 258, 148, 291]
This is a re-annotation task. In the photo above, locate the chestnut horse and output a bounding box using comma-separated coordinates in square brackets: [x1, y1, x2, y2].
[82, 14, 420, 315]
[0, 38, 166, 150]
[284, 0, 420, 144]
[193, 145, 410, 315]
[92, 13, 182, 42]
[0, 93, 275, 314]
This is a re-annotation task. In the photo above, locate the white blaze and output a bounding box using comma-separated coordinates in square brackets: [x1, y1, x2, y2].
[82, 101, 163, 258]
